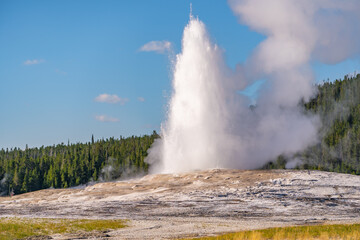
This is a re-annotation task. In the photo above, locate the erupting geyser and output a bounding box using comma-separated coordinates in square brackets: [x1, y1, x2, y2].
[159, 15, 236, 173]
[146, 1, 360, 173]
[146, 13, 318, 173]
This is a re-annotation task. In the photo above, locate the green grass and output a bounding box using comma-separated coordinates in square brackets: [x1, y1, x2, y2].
[0, 217, 127, 240]
[186, 223, 360, 240]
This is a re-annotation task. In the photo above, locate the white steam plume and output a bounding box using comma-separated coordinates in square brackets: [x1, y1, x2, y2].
[146, 1, 360, 173]
[229, 0, 360, 105]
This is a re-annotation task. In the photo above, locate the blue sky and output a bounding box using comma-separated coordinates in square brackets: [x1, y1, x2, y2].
[0, 0, 358, 149]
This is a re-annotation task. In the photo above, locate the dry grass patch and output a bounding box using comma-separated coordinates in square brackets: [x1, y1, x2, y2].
[0, 217, 127, 240]
[187, 223, 360, 240]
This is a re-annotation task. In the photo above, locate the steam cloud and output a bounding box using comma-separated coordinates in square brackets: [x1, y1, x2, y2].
[146, 1, 360, 173]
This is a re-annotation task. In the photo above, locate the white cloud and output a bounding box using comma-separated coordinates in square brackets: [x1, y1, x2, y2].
[95, 115, 119, 122]
[138, 97, 145, 102]
[94, 93, 128, 105]
[55, 69, 67, 75]
[23, 59, 44, 65]
[139, 40, 172, 54]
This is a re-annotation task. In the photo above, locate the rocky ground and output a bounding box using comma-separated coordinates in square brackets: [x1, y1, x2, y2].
[1, 169, 360, 239]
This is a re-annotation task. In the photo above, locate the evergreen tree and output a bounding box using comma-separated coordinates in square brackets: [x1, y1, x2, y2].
[0, 131, 159, 194]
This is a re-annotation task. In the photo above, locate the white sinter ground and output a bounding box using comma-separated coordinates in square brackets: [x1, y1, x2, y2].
[1, 169, 360, 239]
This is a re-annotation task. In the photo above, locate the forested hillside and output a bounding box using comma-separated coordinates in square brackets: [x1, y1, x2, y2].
[301, 73, 360, 174]
[0, 131, 159, 195]
[267, 73, 360, 174]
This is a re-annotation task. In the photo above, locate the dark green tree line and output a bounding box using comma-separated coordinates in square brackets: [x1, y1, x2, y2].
[300, 73, 360, 174]
[265, 73, 360, 174]
[0, 131, 159, 195]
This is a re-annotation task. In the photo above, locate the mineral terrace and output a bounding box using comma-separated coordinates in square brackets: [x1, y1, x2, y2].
[1, 169, 360, 239]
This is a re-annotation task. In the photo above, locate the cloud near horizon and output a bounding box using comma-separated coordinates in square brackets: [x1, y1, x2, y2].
[137, 97, 145, 102]
[23, 59, 44, 65]
[94, 93, 128, 105]
[95, 115, 119, 122]
[139, 41, 172, 54]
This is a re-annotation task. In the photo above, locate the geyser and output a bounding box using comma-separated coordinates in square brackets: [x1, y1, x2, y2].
[146, 1, 360, 173]
[155, 15, 237, 173]
[146, 13, 317, 173]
